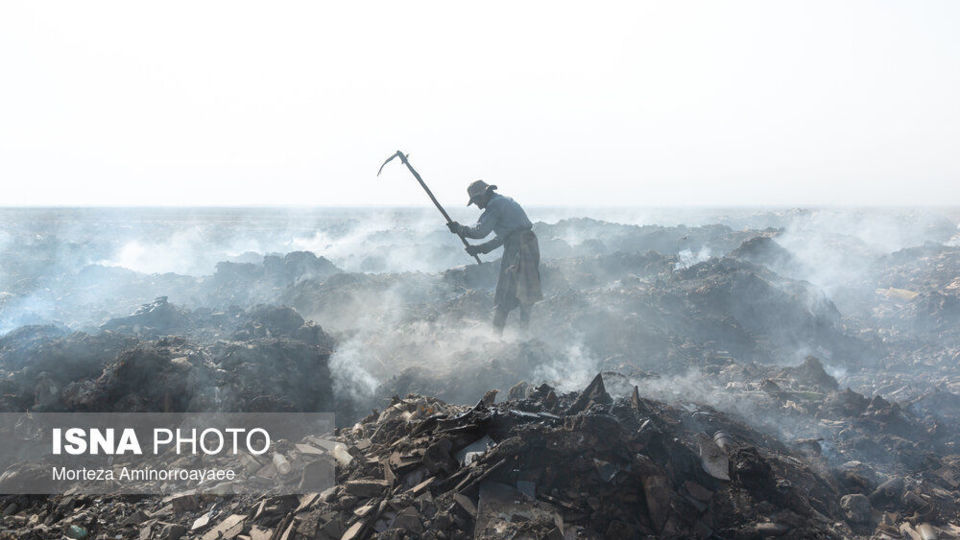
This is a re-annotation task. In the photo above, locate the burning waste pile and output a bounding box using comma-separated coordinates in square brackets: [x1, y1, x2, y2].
[0, 209, 959, 538]
[0, 299, 335, 414]
[2, 371, 960, 539]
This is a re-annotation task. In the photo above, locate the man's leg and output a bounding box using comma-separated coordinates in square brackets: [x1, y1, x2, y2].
[492, 307, 509, 335]
[517, 303, 531, 330]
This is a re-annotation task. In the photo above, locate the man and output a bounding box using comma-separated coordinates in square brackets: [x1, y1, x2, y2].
[447, 180, 542, 333]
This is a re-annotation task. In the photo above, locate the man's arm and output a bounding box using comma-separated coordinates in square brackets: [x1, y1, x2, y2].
[477, 235, 504, 253]
[465, 235, 503, 256]
[459, 201, 501, 239]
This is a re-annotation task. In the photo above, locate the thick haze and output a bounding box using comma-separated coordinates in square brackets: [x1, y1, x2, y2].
[1, 1, 958, 207]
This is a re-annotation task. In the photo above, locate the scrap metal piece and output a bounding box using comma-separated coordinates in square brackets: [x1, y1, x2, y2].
[697, 434, 730, 481]
[455, 435, 496, 467]
[713, 431, 733, 453]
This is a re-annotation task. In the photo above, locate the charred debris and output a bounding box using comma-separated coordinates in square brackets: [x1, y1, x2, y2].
[1, 215, 960, 538]
[2, 369, 959, 539]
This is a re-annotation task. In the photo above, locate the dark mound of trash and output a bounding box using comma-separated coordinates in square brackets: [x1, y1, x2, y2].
[210, 251, 342, 307]
[0, 302, 336, 415]
[728, 235, 799, 272]
[4, 373, 960, 539]
[1, 210, 959, 538]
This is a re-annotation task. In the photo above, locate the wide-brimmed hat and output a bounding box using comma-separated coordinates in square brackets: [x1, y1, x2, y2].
[467, 180, 497, 206]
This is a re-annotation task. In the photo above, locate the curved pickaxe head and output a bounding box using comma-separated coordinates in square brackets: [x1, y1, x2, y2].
[377, 150, 408, 176]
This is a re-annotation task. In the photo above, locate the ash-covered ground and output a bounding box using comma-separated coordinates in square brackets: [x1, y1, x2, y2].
[1, 207, 959, 539]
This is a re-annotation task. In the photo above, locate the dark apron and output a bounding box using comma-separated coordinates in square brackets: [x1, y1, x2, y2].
[494, 229, 542, 311]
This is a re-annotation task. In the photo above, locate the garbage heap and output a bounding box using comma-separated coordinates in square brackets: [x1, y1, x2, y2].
[0, 302, 335, 415]
[8, 373, 959, 539]
[320, 375, 845, 539]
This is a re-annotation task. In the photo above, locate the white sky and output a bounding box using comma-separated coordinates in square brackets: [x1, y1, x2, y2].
[1, 1, 958, 207]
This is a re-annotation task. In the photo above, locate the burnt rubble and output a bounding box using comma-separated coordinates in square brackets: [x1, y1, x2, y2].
[0, 301, 335, 414]
[2, 373, 960, 539]
[1, 210, 960, 538]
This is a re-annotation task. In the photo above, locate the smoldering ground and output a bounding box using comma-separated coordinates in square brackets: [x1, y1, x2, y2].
[1, 207, 957, 428]
[0, 207, 956, 374]
[3, 207, 960, 538]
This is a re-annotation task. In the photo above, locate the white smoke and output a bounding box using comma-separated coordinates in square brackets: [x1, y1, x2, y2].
[99, 226, 267, 275]
[674, 247, 713, 269]
[531, 342, 601, 393]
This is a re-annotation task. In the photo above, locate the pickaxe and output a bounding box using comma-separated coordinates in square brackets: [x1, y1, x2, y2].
[378, 150, 482, 264]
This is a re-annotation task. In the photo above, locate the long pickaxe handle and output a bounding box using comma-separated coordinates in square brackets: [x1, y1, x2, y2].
[378, 150, 482, 264]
